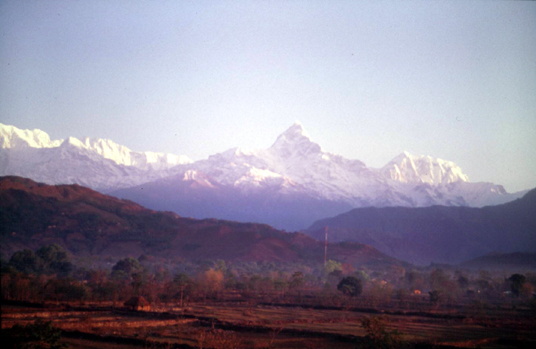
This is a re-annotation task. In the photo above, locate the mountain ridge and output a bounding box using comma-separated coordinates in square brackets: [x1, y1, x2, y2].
[305, 188, 536, 265]
[0, 123, 192, 169]
[0, 176, 402, 268]
[1, 123, 192, 191]
[460, 252, 536, 271]
[1, 122, 526, 230]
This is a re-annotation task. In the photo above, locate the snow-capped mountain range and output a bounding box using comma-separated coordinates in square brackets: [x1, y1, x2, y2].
[0, 123, 192, 190]
[0, 122, 526, 229]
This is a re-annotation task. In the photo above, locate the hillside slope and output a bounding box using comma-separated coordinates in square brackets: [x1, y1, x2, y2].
[0, 176, 400, 268]
[460, 252, 536, 271]
[306, 189, 536, 265]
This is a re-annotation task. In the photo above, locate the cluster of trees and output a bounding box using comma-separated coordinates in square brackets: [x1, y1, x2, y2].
[2, 246, 535, 308]
[7, 244, 72, 276]
[417, 268, 535, 303]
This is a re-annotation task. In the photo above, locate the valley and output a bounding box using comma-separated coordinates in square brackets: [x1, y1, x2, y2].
[2, 176, 535, 348]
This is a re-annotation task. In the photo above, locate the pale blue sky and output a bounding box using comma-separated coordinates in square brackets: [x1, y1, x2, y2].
[1, 1, 535, 192]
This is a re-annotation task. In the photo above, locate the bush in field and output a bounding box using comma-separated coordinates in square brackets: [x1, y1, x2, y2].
[198, 268, 224, 298]
[199, 329, 242, 349]
[361, 316, 406, 349]
[404, 270, 424, 291]
[430, 269, 448, 290]
[324, 259, 343, 274]
[457, 275, 469, 289]
[429, 290, 441, 303]
[273, 278, 288, 294]
[289, 271, 305, 290]
[337, 276, 362, 297]
[507, 274, 526, 297]
[2, 320, 67, 349]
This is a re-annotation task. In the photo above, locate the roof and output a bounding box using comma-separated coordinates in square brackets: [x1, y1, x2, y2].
[124, 296, 150, 307]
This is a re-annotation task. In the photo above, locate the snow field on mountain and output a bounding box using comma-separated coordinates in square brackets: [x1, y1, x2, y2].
[0, 122, 524, 207]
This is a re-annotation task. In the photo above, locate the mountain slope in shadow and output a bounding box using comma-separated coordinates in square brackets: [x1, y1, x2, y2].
[305, 188, 536, 265]
[1, 176, 403, 269]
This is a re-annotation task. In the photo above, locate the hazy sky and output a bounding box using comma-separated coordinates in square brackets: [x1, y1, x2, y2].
[1, 1, 535, 192]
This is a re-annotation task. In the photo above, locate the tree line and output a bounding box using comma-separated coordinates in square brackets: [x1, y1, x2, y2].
[2, 244, 535, 309]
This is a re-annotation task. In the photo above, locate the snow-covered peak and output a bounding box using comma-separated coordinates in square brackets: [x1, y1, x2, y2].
[1, 123, 191, 171]
[81, 137, 139, 165]
[207, 147, 254, 162]
[270, 122, 322, 157]
[381, 151, 469, 185]
[62, 136, 85, 148]
[0, 123, 62, 149]
[2, 122, 520, 211]
[73, 137, 192, 169]
[183, 123, 375, 201]
[272, 122, 310, 143]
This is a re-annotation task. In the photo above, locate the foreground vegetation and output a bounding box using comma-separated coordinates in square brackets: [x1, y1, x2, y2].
[2, 244, 536, 348]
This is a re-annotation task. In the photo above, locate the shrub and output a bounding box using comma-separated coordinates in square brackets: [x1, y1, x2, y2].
[429, 290, 441, 303]
[1, 320, 67, 349]
[337, 276, 362, 297]
[508, 274, 526, 297]
[361, 316, 406, 349]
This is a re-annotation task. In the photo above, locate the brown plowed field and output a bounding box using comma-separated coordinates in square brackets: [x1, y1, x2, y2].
[2, 300, 535, 348]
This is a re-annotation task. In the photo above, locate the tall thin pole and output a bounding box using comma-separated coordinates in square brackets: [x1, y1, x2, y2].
[324, 226, 328, 266]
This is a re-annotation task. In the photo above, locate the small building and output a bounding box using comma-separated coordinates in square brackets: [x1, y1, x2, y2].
[124, 296, 151, 311]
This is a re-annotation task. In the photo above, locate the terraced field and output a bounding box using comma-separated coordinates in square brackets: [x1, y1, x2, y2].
[2, 301, 535, 348]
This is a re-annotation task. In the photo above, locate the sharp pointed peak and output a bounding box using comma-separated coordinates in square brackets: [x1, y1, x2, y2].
[270, 123, 322, 154]
[283, 121, 308, 135]
[273, 122, 313, 144]
[389, 151, 415, 162]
